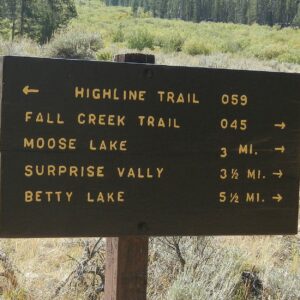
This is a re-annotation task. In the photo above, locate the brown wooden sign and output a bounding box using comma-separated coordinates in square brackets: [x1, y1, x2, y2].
[0, 56, 299, 237]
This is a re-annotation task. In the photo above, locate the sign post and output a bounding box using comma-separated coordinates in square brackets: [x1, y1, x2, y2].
[104, 53, 154, 300]
[105, 236, 148, 300]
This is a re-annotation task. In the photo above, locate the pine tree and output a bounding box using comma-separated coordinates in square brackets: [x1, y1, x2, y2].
[0, 0, 77, 43]
[107, 0, 300, 27]
[132, 0, 139, 14]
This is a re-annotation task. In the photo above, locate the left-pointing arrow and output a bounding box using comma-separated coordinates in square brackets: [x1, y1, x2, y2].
[23, 85, 39, 95]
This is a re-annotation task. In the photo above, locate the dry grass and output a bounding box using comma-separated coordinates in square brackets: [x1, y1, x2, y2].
[0, 239, 81, 299]
[147, 233, 300, 300]
[0, 231, 299, 299]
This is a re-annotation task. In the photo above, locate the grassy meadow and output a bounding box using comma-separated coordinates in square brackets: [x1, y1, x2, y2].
[1, 0, 300, 69]
[71, 1, 300, 64]
[0, 1, 299, 299]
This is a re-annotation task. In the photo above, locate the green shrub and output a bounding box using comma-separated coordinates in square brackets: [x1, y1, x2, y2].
[219, 40, 244, 54]
[183, 38, 212, 56]
[47, 30, 103, 59]
[252, 44, 289, 60]
[127, 28, 154, 50]
[0, 37, 43, 56]
[0, 19, 11, 39]
[161, 34, 185, 52]
[96, 50, 113, 61]
[111, 25, 125, 43]
[278, 51, 300, 64]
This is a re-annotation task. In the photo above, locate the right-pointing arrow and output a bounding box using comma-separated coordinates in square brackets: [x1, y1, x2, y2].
[274, 146, 285, 153]
[274, 122, 286, 130]
[272, 170, 283, 178]
[272, 194, 283, 203]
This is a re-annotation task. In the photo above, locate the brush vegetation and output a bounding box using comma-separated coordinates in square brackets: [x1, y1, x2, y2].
[68, 2, 300, 64]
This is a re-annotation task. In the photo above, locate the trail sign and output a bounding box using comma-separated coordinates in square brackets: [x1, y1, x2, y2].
[0, 56, 299, 237]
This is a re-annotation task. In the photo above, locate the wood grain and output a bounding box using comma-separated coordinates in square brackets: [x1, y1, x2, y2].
[104, 236, 148, 300]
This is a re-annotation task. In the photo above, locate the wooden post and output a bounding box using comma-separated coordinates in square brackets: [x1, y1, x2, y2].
[104, 53, 155, 300]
